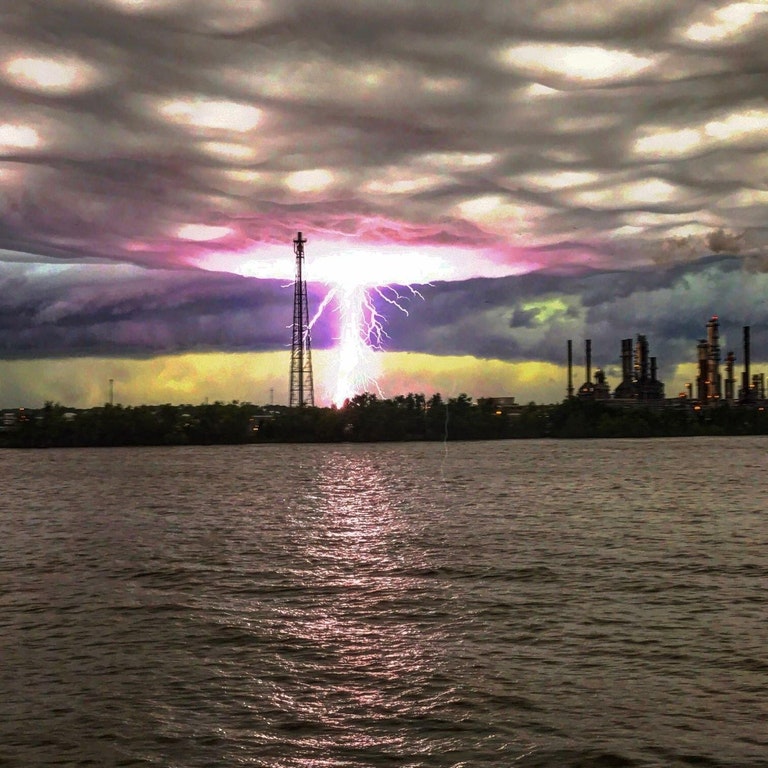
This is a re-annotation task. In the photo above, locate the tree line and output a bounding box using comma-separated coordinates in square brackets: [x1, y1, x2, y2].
[2, 394, 768, 448]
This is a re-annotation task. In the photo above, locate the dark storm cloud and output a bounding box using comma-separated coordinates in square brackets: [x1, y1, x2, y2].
[2, 252, 767, 395]
[509, 307, 540, 329]
[0, 263, 335, 356]
[381, 256, 768, 380]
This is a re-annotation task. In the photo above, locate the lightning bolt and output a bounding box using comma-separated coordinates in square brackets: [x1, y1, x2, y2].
[309, 282, 423, 407]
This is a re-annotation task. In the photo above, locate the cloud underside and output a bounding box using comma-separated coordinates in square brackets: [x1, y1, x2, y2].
[1, 257, 765, 385]
[1, 0, 768, 276]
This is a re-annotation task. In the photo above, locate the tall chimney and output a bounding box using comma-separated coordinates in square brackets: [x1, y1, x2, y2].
[743, 326, 751, 401]
[585, 339, 592, 385]
[697, 340, 709, 401]
[567, 340, 574, 399]
[707, 315, 721, 399]
[621, 339, 633, 383]
[725, 351, 735, 402]
[636, 334, 649, 381]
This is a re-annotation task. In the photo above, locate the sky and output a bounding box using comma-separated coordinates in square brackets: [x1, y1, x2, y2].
[2, 0, 768, 408]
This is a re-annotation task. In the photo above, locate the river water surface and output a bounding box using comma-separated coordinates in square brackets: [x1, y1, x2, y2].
[1, 437, 766, 767]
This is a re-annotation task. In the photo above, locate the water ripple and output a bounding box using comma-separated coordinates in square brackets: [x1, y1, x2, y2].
[1, 438, 766, 767]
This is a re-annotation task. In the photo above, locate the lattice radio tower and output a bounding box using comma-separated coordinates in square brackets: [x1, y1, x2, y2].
[289, 231, 314, 407]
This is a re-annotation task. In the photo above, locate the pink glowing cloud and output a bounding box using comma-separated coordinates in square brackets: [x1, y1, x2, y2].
[195, 236, 537, 285]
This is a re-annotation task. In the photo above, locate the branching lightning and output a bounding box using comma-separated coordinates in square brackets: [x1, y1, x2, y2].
[309, 281, 424, 406]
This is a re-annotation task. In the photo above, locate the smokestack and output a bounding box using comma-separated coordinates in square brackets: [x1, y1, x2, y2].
[650, 357, 657, 382]
[636, 335, 649, 381]
[743, 326, 751, 401]
[567, 340, 574, 399]
[707, 315, 721, 399]
[585, 339, 592, 385]
[697, 339, 709, 401]
[725, 351, 735, 402]
[621, 339, 633, 383]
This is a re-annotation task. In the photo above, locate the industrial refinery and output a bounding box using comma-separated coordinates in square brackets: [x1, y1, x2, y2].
[568, 315, 764, 409]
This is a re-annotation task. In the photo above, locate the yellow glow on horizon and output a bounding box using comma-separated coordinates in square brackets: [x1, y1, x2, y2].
[0, 352, 736, 413]
[0, 352, 289, 409]
[0, 352, 574, 410]
[377, 353, 567, 404]
[668, 362, 701, 396]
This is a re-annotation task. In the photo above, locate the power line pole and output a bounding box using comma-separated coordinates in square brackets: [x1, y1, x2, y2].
[289, 231, 314, 407]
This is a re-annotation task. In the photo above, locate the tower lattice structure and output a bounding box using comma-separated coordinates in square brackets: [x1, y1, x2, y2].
[289, 231, 314, 407]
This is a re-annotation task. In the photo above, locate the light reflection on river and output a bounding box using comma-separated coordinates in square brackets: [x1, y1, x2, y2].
[1, 437, 766, 767]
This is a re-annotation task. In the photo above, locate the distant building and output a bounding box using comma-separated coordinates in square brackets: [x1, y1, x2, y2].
[612, 335, 664, 401]
[566, 317, 768, 411]
[576, 340, 611, 401]
[695, 315, 722, 402]
[488, 396, 519, 415]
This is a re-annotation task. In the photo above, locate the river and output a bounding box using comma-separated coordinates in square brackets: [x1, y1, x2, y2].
[1, 437, 766, 767]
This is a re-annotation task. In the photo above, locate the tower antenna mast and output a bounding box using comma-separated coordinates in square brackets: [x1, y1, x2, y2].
[289, 231, 314, 407]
